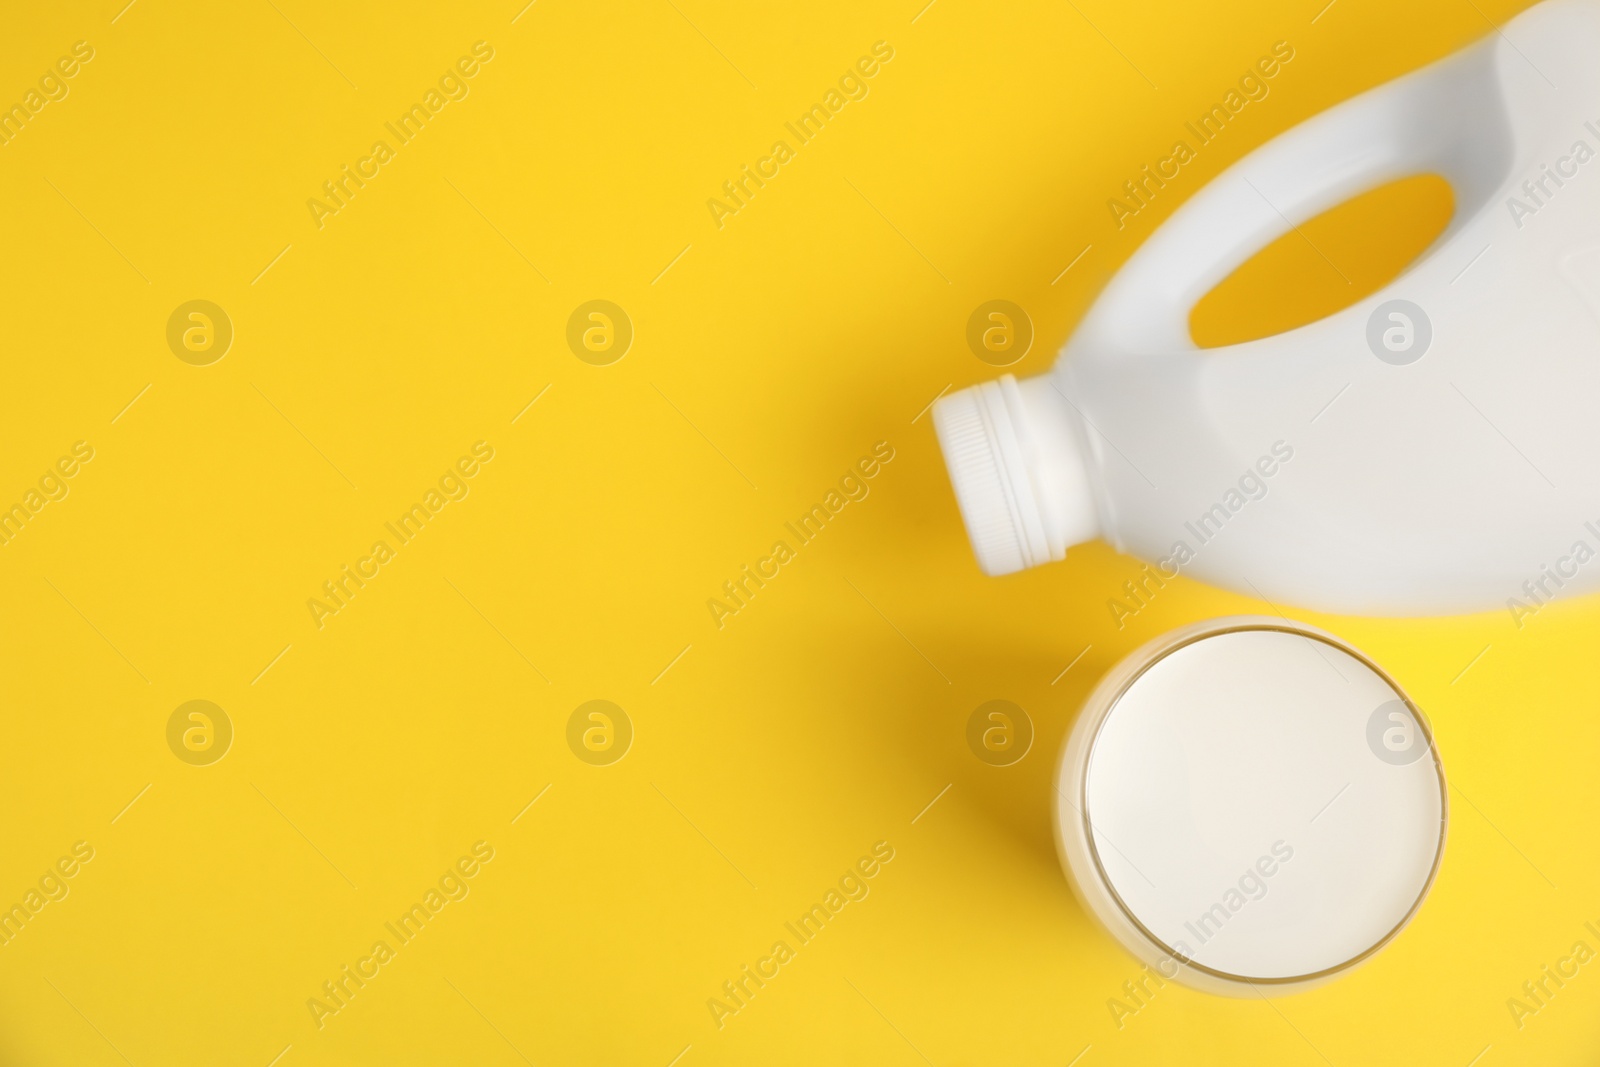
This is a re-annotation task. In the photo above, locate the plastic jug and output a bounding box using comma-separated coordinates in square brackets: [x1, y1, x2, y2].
[933, 0, 1600, 616]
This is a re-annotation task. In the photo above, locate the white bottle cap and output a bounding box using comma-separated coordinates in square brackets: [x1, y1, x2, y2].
[1056, 617, 1447, 995]
[931, 374, 1099, 576]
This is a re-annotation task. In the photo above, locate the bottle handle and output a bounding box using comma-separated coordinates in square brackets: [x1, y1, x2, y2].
[1075, 37, 1514, 359]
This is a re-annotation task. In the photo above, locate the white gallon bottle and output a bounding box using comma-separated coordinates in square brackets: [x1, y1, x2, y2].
[934, 0, 1600, 615]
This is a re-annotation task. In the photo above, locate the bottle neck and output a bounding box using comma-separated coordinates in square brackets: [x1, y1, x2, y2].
[1010, 373, 1100, 559]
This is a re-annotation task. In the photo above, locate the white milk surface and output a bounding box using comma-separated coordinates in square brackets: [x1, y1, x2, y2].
[1083, 629, 1444, 979]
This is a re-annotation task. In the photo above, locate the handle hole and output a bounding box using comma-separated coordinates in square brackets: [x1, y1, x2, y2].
[1188, 174, 1455, 350]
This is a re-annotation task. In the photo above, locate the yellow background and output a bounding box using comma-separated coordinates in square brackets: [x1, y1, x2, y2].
[0, 0, 1595, 1064]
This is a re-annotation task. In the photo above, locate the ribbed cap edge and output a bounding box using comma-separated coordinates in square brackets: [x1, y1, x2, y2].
[932, 386, 1027, 576]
